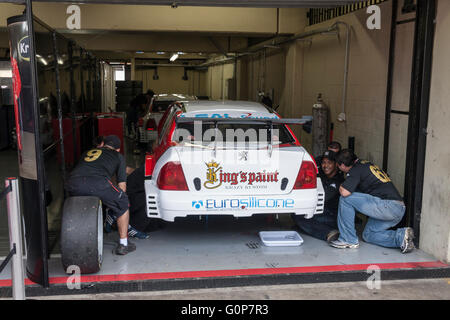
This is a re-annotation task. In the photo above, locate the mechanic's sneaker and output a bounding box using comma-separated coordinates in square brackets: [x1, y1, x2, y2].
[115, 241, 136, 255]
[329, 239, 359, 249]
[326, 230, 340, 243]
[104, 211, 116, 233]
[128, 226, 150, 239]
[401, 227, 415, 254]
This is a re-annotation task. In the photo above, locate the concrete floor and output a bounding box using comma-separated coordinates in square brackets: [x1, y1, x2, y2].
[15, 279, 450, 300]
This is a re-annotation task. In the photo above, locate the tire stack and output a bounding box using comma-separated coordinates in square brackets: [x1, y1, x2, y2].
[115, 80, 143, 112]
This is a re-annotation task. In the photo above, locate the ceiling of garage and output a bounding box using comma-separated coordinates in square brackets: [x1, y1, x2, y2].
[3, 0, 365, 8]
[1, 0, 365, 64]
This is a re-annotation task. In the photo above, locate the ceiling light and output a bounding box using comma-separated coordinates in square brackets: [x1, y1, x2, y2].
[136, 51, 144, 54]
[156, 51, 165, 55]
[0, 70, 12, 78]
[169, 53, 179, 62]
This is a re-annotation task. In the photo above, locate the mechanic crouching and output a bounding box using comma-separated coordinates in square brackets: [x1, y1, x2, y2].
[292, 150, 344, 243]
[65, 135, 136, 255]
[329, 149, 415, 253]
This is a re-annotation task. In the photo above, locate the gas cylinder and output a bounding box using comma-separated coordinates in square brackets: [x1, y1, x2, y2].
[312, 93, 329, 158]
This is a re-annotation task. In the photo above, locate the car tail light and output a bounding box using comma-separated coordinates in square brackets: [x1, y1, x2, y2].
[293, 161, 317, 189]
[157, 161, 189, 191]
[146, 118, 157, 131]
[145, 154, 156, 177]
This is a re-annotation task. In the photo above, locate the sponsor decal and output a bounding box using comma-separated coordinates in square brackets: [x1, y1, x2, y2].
[10, 57, 22, 150]
[179, 113, 279, 119]
[18, 36, 30, 62]
[192, 198, 295, 210]
[203, 160, 279, 190]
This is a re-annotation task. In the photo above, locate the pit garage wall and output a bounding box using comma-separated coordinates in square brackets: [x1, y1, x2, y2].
[237, 2, 393, 167]
[134, 67, 208, 97]
[420, 0, 450, 263]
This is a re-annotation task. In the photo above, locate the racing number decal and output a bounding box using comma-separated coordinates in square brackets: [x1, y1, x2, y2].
[84, 149, 102, 162]
[370, 165, 391, 183]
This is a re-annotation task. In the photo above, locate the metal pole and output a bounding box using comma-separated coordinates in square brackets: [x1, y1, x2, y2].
[68, 41, 78, 164]
[52, 32, 67, 186]
[6, 178, 25, 300]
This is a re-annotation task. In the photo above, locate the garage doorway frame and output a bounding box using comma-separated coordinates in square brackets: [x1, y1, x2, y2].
[383, 0, 437, 247]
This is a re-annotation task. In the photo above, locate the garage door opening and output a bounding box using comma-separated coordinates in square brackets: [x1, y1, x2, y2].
[0, 0, 449, 297]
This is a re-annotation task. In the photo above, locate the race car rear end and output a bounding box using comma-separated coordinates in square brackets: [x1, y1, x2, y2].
[144, 101, 324, 222]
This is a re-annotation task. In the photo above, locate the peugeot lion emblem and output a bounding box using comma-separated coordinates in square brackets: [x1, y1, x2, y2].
[239, 151, 248, 161]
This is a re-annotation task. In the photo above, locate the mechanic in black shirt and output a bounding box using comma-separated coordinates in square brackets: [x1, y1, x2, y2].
[329, 149, 415, 253]
[293, 150, 344, 243]
[66, 135, 136, 255]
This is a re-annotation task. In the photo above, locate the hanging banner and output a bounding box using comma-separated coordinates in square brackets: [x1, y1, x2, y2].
[7, 14, 49, 287]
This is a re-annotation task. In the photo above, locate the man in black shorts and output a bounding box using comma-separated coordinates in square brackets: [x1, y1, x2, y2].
[329, 149, 415, 253]
[66, 135, 136, 255]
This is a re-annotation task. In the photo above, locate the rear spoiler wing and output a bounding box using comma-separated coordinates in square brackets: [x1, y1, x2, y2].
[175, 116, 312, 125]
[175, 116, 313, 157]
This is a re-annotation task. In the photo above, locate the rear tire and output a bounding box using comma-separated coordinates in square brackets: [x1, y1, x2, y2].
[61, 196, 103, 274]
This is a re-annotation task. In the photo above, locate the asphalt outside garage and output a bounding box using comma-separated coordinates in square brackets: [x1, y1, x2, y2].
[9, 278, 450, 300]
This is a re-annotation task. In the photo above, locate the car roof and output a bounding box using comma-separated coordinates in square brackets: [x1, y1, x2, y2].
[154, 93, 197, 101]
[182, 100, 273, 115]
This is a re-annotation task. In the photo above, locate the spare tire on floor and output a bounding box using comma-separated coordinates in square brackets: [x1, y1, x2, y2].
[61, 196, 103, 274]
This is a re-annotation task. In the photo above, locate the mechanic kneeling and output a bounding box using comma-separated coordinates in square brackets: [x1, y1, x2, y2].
[293, 150, 344, 243]
[65, 135, 136, 255]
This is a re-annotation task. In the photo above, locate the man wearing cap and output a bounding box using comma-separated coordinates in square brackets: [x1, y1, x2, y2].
[66, 135, 136, 255]
[293, 150, 344, 243]
[330, 149, 415, 253]
[315, 141, 342, 175]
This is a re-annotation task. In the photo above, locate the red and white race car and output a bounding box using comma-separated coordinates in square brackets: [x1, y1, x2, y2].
[143, 100, 325, 222]
[137, 93, 197, 144]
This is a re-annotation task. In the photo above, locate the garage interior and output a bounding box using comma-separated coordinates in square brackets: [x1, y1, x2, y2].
[0, 0, 449, 296]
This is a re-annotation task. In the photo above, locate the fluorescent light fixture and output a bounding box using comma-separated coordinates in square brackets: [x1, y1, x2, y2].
[136, 51, 144, 54]
[35, 54, 48, 65]
[156, 51, 165, 55]
[169, 53, 179, 62]
[0, 69, 13, 78]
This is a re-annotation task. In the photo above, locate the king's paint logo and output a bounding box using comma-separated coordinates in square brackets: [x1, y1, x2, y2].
[203, 160, 279, 189]
[18, 36, 30, 62]
[204, 160, 222, 189]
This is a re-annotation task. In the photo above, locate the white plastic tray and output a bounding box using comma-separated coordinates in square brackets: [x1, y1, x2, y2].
[259, 231, 304, 247]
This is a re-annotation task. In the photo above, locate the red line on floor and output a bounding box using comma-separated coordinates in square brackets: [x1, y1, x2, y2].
[0, 261, 447, 287]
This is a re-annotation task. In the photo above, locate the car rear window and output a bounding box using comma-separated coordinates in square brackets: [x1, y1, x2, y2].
[151, 101, 175, 113]
[174, 122, 295, 146]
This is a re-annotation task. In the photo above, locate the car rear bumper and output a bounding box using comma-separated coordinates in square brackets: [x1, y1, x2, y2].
[145, 179, 325, 222]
